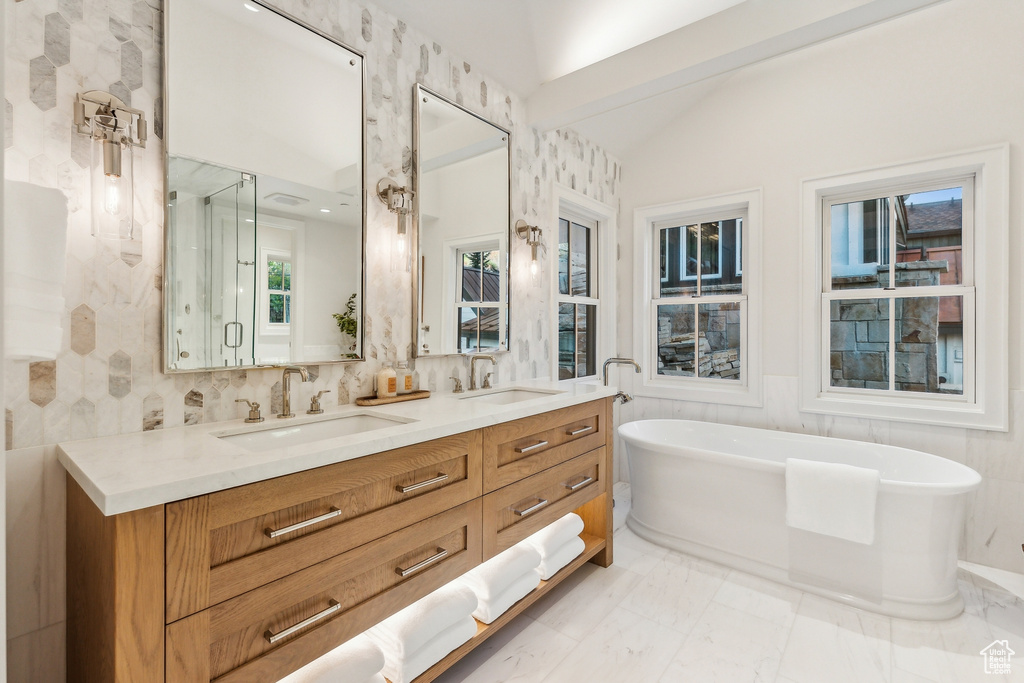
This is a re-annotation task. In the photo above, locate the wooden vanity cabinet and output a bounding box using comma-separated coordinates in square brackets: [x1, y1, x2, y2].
[67, 398, 614, 683]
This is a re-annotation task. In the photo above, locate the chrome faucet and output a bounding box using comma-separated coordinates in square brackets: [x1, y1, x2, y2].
[469, 354, 496, 391]
[278, 366, 310, 418]
[602, 357, 642, 386]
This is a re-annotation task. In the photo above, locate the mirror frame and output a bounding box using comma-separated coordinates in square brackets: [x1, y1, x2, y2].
[161, 0, 368, 373]
[411, 83, 513, 358]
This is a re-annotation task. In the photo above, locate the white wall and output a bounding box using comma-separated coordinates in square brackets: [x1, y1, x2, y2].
[617, 0, 1024, 572]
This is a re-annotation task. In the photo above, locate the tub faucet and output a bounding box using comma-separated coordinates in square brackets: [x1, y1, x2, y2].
[469, 354, 496, 391]
[278, 366, 310, 418]
[614, 391, 633, 405]
[602, 357, 641, 386]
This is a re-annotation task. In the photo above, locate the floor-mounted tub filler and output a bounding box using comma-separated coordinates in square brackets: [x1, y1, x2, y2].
[619, 419, 981, 620]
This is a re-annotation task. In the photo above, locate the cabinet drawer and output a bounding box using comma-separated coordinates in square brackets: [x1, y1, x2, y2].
[482, 447, 606, 558]
[482, 399, 609, 493]
[166, 431, 482, 622]
[166, 500, 482, 683]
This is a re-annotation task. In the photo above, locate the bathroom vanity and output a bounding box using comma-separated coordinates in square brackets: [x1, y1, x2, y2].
[60, 386, 615, 682]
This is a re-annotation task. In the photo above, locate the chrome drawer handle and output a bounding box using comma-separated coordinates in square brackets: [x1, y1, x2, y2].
[396, 472, 449, 494]
[514, 440, 548, 453]
[265, 507, 341, 539]
[264, 600, 340, 644]
[396, 547, 448, 577]
[566, 426, 593, 436]
[513, 498, 549, 517]
[565, 476, 594, 492]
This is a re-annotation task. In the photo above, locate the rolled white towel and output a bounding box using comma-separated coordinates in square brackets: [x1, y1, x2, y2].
[521, 513, 584, 558]
[461, 543, 541, 602]
[536, 535, 586, 581]
[366, 581, 476, 659]
[471, 569, 541, 624]
[275, 633, 384, 683]
[378, 615, 477, 683]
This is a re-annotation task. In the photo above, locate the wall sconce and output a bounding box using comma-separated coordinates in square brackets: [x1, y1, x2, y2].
[515, 220, 544, 284]
[73, 91, 147, 240]
[376, 178, 414, 272]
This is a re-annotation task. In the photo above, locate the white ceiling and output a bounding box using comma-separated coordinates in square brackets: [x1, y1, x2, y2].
[373, 0, 745, 97]
[373, 0, 950, 158]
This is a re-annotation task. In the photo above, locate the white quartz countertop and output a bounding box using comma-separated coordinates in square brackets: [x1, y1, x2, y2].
[58, 380, 617, 516]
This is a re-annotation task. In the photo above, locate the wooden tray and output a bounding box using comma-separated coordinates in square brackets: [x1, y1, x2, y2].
[355, 390, 431, 406]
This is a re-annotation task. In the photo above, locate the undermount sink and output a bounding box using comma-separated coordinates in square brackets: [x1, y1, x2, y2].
[217, 413, 412, 452]
[459, 388, 564, 405]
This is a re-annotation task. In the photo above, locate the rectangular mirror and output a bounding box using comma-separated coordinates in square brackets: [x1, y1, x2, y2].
[163, 0, 365, 371]
[413, 85, 511, 357]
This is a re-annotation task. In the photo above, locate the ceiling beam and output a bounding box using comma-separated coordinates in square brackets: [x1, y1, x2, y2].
[526, 0, 949, 133]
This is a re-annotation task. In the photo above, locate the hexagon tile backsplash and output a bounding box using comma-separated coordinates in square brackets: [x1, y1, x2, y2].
[4, 0, 621, 450]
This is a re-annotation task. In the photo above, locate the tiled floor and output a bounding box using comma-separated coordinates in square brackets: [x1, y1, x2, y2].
[435, 483, 1024, 683]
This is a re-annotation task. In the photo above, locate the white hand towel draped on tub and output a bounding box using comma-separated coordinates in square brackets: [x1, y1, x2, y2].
[785, 458, 880, 545]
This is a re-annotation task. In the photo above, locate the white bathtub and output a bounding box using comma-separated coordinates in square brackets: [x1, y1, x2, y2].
[619, 419, 981, 620]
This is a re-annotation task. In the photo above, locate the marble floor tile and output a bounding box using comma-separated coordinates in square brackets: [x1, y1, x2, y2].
[711, 570, 803, 629]
[620, 551, 729, 634]
[609, 526, 668, 577]
[891, 614, 996, 683]
[523, 563, 644, 641]
[659, 601, 791, 683]
[540, 607, 686, 683]
[777, 594, 891, 683]
[434, 616, 576, 683]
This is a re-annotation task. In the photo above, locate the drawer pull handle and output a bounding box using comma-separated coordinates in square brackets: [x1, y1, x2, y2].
[514, 440, 548, 453]
[396, 547, 448, 577]
[265, 507, 342, 539]
[513, 498, 549, 517]
[396, 472, 449, 494]
[264, 600, 340, 644]
[565, 476, 594, 492]
[566, 426, 593, 436]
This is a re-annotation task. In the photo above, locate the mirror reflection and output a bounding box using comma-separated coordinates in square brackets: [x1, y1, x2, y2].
[164, 0, 364, 371]
[414, 85, 510, 356]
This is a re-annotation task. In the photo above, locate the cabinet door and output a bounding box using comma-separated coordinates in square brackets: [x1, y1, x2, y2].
[482, 447, 606, 558]
[166, 431, 482, 621]
[166, 500, 482, 683]
[482, 401, 607, 492]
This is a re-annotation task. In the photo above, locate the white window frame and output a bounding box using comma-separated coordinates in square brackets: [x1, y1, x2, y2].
[549, 183, 616, 383]
[799, 145, 1009, 430]
[676, 221, 723, 281]
[634, 188, 763, 406]
[444, 234, 508, 354]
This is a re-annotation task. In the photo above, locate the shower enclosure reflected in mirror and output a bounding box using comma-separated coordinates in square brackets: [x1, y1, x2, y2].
[413, 84, 511, 357]
[163, 0, 365, 371]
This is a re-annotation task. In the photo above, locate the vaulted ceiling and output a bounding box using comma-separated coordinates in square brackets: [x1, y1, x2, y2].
[374, 0, 950, 157]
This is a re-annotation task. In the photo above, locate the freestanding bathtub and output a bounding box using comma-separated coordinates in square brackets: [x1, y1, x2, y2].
[619, 419, 982, 620]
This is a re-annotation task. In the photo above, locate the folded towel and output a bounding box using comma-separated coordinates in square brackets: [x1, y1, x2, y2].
[785, 458, 880, 545]
[275, 633, 384, 683]
[461, 544, 541, 602]
[536, 535, 586, 580]
[378, 615, 477, 683]
[522, 513, 584, 557]
[470, 569, 541, 624]
[366, 581, 476, 659]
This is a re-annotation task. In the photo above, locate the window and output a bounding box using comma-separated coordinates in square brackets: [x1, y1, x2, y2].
[800, 146, 1008, 430]
[456, 245, 503, 353]
[266, 254, 291, 326]
[550, 184, 616, 383]
[634, 189, 762, 405]
[557, 214, 598, 379]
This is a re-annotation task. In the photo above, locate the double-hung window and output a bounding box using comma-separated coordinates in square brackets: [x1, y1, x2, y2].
[635, 189, 762, 405]
[557, 213, 598, 380]
[800, 147, 1008, 430]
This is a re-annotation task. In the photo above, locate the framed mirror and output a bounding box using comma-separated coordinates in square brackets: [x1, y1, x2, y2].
[163, 0, 365, 371]
[413, 85, 511, 357]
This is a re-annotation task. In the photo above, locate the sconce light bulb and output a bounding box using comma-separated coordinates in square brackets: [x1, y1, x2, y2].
[103, 174, 121, 215]
[396, 232, 407, 257]
[529, 258, 538, 277]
